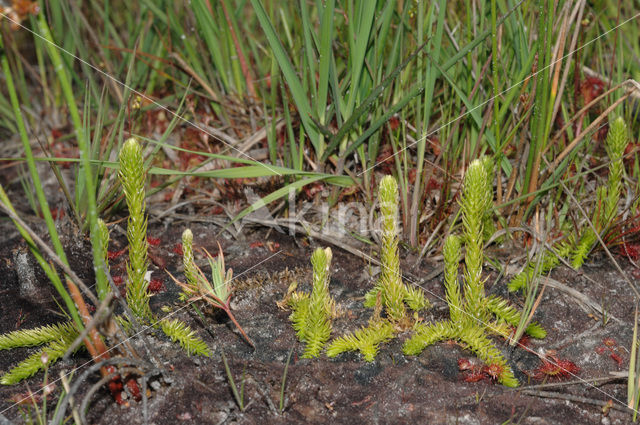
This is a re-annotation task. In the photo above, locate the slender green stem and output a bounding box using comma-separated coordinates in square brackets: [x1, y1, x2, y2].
[37, 14, 108, 299]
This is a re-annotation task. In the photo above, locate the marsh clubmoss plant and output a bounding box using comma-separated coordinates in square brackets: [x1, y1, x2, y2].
[572, 116, 629, 268]
[364, 175, 430, 322]
[0, 322, 81, 385]
[118, 140, 209, 355]
[508, 240, 573, 293]
[160, 318, 211, 356]
[480, 156, 497, 242]
[287, 247, 336, 358]
[403, 158, 546, 387]
[119, 137, 152, 321]
[327, 176, 429, 361]
[327, 320, 395, 362]
[180, 229, 199, 301]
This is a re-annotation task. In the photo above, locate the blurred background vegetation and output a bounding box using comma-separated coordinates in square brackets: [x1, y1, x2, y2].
[0, 0, 639, 254]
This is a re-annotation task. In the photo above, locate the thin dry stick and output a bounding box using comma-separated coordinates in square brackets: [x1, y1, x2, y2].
[170, 52, 220, 103]
[550, 0, 586, 123]
[523, 374, 624, 390]
[521, 389, 629, 413]
[59, 372, 81, 425]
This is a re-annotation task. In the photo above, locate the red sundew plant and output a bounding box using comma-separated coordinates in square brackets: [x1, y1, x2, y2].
[530, 356, 580, 381]
[458, 358, 504, 384]
[148, 279, 164, 293]
[595, 338, 624, 367]
[105, 365, 141, 406]
[610, 353, 624, 367]
[107, 248, 127, 260]
[484, 363, 505, 381]
[580, 76, 605, 105]
[620, 242, 640, 261]
[147, 236, 161, 246]
[173, 243, 184, 256]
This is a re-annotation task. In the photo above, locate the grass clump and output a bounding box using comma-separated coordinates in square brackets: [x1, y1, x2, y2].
[403, 158, 545, 387]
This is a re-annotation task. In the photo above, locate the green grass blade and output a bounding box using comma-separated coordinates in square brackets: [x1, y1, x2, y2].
[250, 0, 321, 154]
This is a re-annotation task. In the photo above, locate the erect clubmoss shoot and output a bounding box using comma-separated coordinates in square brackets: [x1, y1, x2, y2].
[288, 247, 336, 358]
[403, 157, 545, 387]
[119, 137, 152, 321]
[364, 175, 430, 323]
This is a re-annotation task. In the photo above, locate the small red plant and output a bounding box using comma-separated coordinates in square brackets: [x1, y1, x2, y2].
[249, 241, 264, 249]
[458, 358, 503, 383]
[610, 353, 624, 367]
[147, 236, 161, 246]
[303, 182, 324, 199]
[50, 207, 65, 220]
[620, 242, 640, 261]
[530, 355, 579, 381]
[173, 243, 184, 256]
[388, 115, 400, 130]
[108, 248, 127, 260]
[595, 338, 624, 367]
[457, 358, 475, 371]
[267, 241, 280, 252]
[105, 366, 142, 406]
[484, 363, 505, 381]
[580, 76, 605, 105]
[148, 279, 164, 293]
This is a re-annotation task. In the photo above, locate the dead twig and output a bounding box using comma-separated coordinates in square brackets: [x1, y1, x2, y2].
[520, 389, 629, 413]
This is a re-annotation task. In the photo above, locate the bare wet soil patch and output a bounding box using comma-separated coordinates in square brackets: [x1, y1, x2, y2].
[0, 219, 637, 424]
